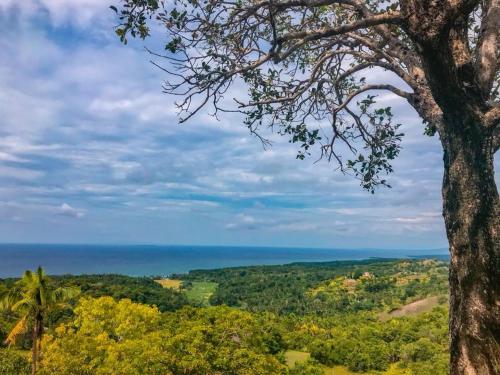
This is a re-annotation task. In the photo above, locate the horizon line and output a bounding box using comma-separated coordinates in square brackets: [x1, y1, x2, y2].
[0, 242, 449, 252]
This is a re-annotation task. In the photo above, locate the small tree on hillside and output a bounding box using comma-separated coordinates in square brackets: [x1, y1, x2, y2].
[111, 1, 499, 373]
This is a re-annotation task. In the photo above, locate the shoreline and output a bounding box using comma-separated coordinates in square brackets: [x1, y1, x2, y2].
[1, 255, 449, 280]
[0, 244, 449, 278]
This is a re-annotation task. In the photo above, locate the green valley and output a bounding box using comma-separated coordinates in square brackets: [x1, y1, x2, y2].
[1, 258, 450, 374]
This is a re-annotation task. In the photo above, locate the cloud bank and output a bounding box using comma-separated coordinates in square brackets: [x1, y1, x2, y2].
[2, 1, 493, 248]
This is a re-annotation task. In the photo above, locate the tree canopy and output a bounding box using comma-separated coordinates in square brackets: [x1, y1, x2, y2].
[39, 297, 286, 375]
[111, 0, 499, 191]
[110, 2, 499, 372]
[0, 259, 453, 375]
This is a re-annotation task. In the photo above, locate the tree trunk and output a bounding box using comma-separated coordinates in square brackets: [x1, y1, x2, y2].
[37, 318, 43, 370]
[440, 115, 500, 375]
[31, 325, 37, 375]
[31, 315, 43, 375]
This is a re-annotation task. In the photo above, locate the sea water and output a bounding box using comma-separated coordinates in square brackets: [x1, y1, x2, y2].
[0, 244, 448, 278]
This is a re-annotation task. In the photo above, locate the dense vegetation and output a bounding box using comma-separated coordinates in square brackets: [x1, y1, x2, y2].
[285, 308, 449, 373]
[39, 298, 285, 374]
[180, 259, 448, 315]
[51, 274, 189, 312]
[0, 258, 450, 374]
[2, 274, 188, 313]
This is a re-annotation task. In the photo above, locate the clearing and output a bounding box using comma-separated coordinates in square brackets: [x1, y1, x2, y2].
[184, 281, 218, 305]
[379, 296, 442, 321]
[323, 366, 371, 375]
[154, 279, 217, 305]
[155, 278, 183, 290]
[285, 350, 310, 367]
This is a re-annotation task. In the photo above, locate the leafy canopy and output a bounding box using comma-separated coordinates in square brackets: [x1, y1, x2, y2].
[40, 297, 286, 375]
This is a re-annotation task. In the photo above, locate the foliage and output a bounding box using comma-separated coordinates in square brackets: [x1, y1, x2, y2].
[303, 307, 449, 373]
[0, 268, 78, 343]
[1, 259, 451, 374]
[110, 0, 417, 191]
[110, 0, 500, 193]
[109, 0, 500, 371]
[180, 259, 448, 315]
[288, 360, 324, 375]
[50, 274, 188, 312]
[0, 267, 79, 374]
[160, 306, 286, 374]
[39, 297, 164, 375]
[40, 297, 286, 375]
[0, 349, 30, 375]
[109, 1, 500, 368]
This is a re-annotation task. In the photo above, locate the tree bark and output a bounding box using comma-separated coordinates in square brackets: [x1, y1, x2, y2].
[31, 325, 38, 375]
[31, 315, 43, 375]
[440, 114, 500, 375]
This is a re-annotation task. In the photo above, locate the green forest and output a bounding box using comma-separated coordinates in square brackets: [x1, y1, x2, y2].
[0, 258, 450, 374]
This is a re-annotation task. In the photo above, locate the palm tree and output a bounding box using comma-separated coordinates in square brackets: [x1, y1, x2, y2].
[0, 267, 79, 374]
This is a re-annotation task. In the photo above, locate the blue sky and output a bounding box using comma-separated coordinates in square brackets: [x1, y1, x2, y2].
[1, 0, 492, 249]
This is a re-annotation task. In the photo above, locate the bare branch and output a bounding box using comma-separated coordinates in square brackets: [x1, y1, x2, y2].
[276, 12, 403, 44]
[334, 84, 412, 114]
[111, 0, 445, 190]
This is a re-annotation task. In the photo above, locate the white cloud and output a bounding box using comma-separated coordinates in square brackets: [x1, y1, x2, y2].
[225, 214, 260, 230]
[2, 1, 491, 247]
[145, 200, 219, 214]
[57, 203, 85, 218]
[0, 151, 27, 162]
[0, 166, 44, 181]
[0, 0, 113, 28]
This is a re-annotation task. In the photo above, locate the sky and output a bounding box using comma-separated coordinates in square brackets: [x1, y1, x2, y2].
[0, 1, 495, 249]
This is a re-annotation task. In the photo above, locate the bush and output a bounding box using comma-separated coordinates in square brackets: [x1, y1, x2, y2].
[401, 338, 439, 362]
[288, 360, 324, 375]
[0, 349, 30, 375]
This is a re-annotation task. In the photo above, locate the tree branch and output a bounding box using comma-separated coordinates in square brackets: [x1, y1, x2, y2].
[276, 12, 403, 44]
[334, 84, 412, 114]
[475, 0, 500, 97]
[493, 126, 500, 153]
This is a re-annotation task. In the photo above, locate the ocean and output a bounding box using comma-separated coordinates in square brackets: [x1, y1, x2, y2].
[0, 244, 449, 278]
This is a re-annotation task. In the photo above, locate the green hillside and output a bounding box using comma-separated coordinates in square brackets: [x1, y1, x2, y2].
[0, 259, 449, 374]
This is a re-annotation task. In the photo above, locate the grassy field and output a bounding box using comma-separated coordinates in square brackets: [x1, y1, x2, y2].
[155, 279, 217, 305]
[285, 350, 311, 367]
[155, 278, 183, 290]
[184, 281, 218, 305]
[379, 295, 443, 321]
[324, 366, 370, 375]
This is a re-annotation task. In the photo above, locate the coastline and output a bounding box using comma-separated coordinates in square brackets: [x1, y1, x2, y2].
[0, 243, 449, 278]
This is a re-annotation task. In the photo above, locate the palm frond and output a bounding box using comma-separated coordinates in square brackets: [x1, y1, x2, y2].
[22, 270, 33, 284]
[52, 286, 80, 304]
[37, 266, 48, 306]
[5, 315, 29, 346]
[0, 287, 23, 312]
[11, 297, 32, 312]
